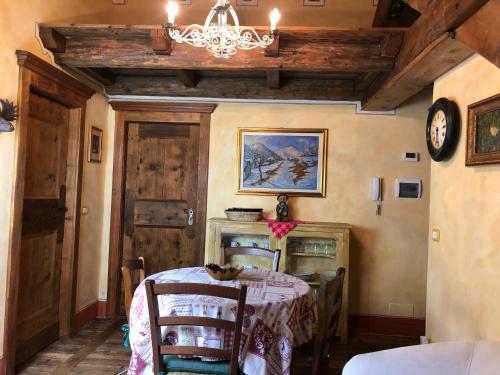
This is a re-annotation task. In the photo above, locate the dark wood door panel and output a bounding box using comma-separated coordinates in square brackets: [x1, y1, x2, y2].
[132, 227, 196, 274]
[122, 121, 202, 286]
[16, 91, 69, 364]
[134, 199, 189, 227]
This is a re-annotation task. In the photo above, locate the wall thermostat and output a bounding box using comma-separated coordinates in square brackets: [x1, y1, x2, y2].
[395, 179, 422, 199]
[403, 152, 419, 162]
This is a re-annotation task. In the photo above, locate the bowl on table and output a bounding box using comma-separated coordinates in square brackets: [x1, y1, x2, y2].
[205, 263, 244, 281]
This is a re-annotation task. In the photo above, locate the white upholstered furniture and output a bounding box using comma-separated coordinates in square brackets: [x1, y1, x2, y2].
[343, 341, 500, 375]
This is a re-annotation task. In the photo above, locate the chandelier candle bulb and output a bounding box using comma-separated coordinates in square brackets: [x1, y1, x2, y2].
[166, 1, 178, 25]
[270, 8, 280, 32]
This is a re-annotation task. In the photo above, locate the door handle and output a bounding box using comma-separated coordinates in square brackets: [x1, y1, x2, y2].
[184, 208, 194, 226]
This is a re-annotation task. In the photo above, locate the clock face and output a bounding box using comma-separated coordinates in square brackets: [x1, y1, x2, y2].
[430, 109, 447, 149]
[426, 98, 460, 162]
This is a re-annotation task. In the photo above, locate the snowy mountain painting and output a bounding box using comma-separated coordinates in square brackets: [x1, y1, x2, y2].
[238, 129, 327, 196]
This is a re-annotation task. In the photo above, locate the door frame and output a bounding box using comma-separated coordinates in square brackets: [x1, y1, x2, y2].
[106, 101, 217, 318]
[2, 51, 95, 374]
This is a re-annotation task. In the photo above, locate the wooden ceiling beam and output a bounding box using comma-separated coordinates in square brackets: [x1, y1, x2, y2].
[150, 29, 173, 55]
[364, 0, 487, 110]
[105, 76, 358, 101]
[455, 0, 500, 68]
[373, 0, 420, 27]
[401, 0, 433, 14]
[363, 33, 473, 110]
[39, 28, 66, 53]
[394, 0, 487, 73]
[175, 70, 200, 88]
[266, 71, 280, 89]
[265, 33, 280, 57]
[38, 24, 404, 73]
[373, 0, 394, 27]
[78, 67, 116, 86]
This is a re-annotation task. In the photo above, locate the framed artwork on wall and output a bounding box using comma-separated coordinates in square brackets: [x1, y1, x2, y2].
[88, 126, 103, 163]
[237, 128, 328, 197]
[237, 0, 258, 5]
[304, 0, 326, 6]
[466, 93, 500, 166]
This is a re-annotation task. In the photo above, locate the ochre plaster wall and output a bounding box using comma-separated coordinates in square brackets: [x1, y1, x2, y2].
[100, 0, 376, 27]
[0, 0, 111, 354]
[426, 55, 500, 342]
[206, 94, 432, 318]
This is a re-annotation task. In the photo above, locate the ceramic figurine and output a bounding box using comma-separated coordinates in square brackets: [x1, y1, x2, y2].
[276, 193, 289, 222]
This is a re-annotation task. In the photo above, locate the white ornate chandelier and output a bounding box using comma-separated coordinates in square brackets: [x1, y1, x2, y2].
[165, 0, 280, 58]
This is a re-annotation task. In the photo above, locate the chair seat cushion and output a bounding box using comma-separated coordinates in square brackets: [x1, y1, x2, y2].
[163, 355, 231, 375]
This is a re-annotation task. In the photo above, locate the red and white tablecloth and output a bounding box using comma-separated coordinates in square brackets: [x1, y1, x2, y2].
[127, 267, 316, 375]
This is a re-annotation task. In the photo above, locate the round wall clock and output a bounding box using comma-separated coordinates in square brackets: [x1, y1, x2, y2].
[426, 98, 460, 161]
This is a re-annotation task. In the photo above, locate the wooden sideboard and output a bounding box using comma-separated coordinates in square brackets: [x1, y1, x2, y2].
[206, 218, 351, 343]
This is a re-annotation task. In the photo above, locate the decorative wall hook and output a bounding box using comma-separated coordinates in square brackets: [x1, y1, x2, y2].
[0, 99, 17, 132]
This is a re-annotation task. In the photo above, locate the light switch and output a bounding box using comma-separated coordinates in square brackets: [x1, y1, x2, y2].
[432, 228, 440, 242]
[82, 207, 89, 215]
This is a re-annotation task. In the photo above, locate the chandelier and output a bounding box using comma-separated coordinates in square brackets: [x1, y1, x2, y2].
[165, 0, 280, 58]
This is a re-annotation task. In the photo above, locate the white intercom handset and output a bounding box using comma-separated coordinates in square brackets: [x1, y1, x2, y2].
[371, 177, 382, 216]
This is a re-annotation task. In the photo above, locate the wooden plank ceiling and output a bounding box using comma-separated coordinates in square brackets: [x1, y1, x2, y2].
[38, 0, 497, 110]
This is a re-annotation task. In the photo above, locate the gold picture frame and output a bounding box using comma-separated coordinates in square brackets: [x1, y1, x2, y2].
[466, 93, 500, 166]
[237, 128, 328, 197]
[88, 126, 103, 163]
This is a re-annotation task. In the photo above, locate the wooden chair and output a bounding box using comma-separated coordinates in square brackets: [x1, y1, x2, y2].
[312, 267, 346, 375]
[221, 246, 281, 272]
[121, 256, 147, 321]
[144, 280, 247, 375]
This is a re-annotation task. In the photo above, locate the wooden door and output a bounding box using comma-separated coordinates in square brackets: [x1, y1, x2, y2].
[15, 92, 70, 364]
[122, 122, 202, 277]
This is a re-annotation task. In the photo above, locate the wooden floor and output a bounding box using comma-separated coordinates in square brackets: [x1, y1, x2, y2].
[17, 319, 419, 374]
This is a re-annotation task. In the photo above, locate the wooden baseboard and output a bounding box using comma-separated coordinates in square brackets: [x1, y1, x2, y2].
[97, 300, 107, 319]
[349, 314, 425, 337]
[73, 302, 99, 334]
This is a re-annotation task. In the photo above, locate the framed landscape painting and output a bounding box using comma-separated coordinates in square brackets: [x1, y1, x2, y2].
[237, 128, 328, 197]
[466, 93, 500, 166]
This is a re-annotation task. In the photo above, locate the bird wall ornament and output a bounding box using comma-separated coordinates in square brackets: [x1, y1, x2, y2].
[0, 99, 18, 132]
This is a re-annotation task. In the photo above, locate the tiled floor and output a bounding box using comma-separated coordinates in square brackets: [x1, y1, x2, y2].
[17, 319, 419, 374]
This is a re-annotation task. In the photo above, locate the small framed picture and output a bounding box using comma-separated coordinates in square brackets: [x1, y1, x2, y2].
[88, 126, 103, 163]
[237, 0, 258, 5]
[304, 0, 326, 6]
[466, 93, 500, 166]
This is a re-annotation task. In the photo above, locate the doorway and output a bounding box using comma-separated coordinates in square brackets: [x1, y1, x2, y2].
[106, 102, 217, 318]
[3, 51, 95, 373]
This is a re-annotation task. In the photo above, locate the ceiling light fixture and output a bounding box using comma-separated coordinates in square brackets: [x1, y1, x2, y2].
[165, 0, 280, 58]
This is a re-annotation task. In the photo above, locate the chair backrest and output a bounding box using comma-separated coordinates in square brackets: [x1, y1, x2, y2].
[312, 267, 346, 375]
[144, 281, 247, 375]
[221, 246, 281, 272]
[121, 256, 146, 321]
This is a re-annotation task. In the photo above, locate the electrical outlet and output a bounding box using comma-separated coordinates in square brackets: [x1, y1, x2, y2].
[432, 228, 440, 242]
[82, 206, 89, 215]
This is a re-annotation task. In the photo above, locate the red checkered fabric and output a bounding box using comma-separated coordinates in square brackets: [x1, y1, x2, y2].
[266, 219, 303, 239]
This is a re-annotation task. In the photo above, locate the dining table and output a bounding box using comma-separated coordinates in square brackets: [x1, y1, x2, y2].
[127, 266, 316, 375]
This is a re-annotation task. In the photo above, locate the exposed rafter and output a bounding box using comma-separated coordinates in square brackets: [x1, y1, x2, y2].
[38, 0, 496, 111]
[38, 24, 405, 103]
[364, 0, 491, 110]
